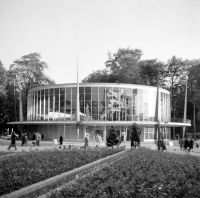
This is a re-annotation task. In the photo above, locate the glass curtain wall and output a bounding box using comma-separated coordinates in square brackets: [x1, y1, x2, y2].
[28, 86, 170, 122]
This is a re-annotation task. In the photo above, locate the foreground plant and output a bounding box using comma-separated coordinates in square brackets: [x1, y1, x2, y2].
[48, 148, 200, 198]
[0, 147, 124, 196]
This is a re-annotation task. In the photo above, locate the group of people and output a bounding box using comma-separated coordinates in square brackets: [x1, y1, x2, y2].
[21, 132, 28, 146]
[93, 133, 102, 147]
[179, 137, 195, 152]
[32, 132, 42, 146]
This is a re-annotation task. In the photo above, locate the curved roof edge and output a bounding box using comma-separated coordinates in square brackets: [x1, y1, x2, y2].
[7, 121, 190, 127]
[29, 83, 170, 94]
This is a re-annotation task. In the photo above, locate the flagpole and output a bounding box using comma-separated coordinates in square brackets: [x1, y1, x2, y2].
[76, 51, 80, 141]
[183, 77, 187, 138]
[154, 66, 160, 150]
[77, 51, 80, 122]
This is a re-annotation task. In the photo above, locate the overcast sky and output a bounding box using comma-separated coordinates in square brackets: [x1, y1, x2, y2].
[0, 0, 199, 84]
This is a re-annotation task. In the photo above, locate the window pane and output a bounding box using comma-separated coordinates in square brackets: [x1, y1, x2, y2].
[92, 87, 98, 93]
[85, 94, 91, 100]
[66, 88, 71, 93]
[66, 94, 71, 101]
[72, 94, 76, 100]
[72, 87, 77, 94]
[85, 87, 91, 93]
[60, 88, 65, 95]
[92, 101, 98, 107]
[55, 88, 59, 95]
[92, 94, 98, 101]
[99, 87, 105, 94]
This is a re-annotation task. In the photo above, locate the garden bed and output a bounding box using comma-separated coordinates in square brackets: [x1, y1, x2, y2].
[0, 147, 125, 196]
[46, 147, 200, 198]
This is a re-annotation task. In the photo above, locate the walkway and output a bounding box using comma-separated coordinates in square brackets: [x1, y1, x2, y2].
[1, 139, 200, 157]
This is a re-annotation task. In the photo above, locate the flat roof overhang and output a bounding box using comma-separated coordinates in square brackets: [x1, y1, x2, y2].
[7, 121, 191, 127]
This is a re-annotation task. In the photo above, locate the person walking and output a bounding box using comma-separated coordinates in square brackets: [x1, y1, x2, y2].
[35, 132, 39, 146]
[184, 138, 191, 153]
[93, 133, 97, 147]
[24, 132, 28, 146]
[179, 137, 184, 150]
[59, 134, 63, 148]
[84, 134, 89, 148]
[189, 138, 194, 152]
[7, 131, 18, 150]
[161, 138, 167, 152]
[21, 132, 25, 146]
[38, 133, 41, 146]
[41, 134, 44, 140]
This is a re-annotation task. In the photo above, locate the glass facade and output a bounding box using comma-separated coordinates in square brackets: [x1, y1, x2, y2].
[27, 84, 171, 123]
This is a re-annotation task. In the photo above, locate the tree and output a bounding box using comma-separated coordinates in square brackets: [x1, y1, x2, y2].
[130, 123, 141, 148]
[106, 126, 120, 147]
[165, 56, 188, 139]
[82, 69, 116, 83]
[9, 53, 55, 121]
[105, 47, 144, 84]
[0, 61, 7, 97]
[187, 60, 200, 139]
[139, 59, 166, 86]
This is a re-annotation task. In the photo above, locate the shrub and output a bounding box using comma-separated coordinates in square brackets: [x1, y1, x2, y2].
[130, 123, 141, 148]
[106, 126, 121, 147]
[0, 147, 124, 196]
[48, 148, 200, 198]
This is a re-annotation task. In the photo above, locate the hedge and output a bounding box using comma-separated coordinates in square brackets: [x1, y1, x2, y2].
[48, 148, 200, 198]
[0, 147, 124, 196]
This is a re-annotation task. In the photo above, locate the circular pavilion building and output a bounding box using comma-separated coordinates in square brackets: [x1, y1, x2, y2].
[8, 83, 191, 142]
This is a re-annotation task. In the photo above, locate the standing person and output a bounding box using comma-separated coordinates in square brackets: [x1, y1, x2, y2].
[21, 132, 25, 146]
[24, 132, 28, 146]
[7, 131, 18, 150]
[93, 133, 97, 147]
[96, 134, 99, 147]
[161, 138, 167, 152]
[189, 138, 194, 152]
[59, 134, 63, 148]
[84, 134, 89, 147]
[35, 132, 39, 146]
[179, 137, 184, 150]
[38, 133, 41, 146]
[41, 134, 44, 140]
[32, 132, 36, 146]
[184, 138, 190, 153]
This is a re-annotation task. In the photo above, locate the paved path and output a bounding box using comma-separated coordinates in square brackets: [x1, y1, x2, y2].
[1, 139, 200, 157]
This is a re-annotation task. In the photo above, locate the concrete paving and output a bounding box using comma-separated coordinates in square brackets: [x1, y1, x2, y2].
[1, 139, 200, 157]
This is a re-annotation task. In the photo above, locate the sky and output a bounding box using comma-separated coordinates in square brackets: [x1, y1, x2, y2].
[0, 0, 199, 84]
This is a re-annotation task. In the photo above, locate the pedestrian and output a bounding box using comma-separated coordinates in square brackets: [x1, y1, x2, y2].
[93, 133, 97, 147]
[96, 134, 100, 147]
[189, 138, 194, 152]
[179, 137, 184, 150]
[21, 132, 25, 146]
[24, 132, 28, 146]
[84, 134, 89, 147]
[35, 132, 39, 146]
[161, 138, 167, 152]
[59, 134, 63, 148]
[41, 134, 44, 140]
[176, 134, 179, 140]
[7, 131, 18, 150]
[38, 132, 41, 146]
[121, 131, 125, 142]
[32, 132, 36, 146]
[184, 138, 191, 153]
